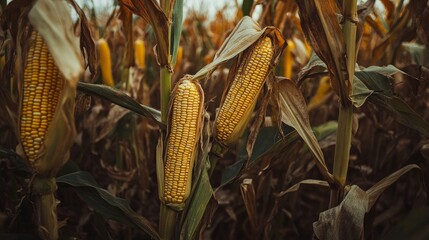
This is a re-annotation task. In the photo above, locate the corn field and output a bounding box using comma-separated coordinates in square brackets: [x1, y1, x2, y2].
[1, 0, 429, 239]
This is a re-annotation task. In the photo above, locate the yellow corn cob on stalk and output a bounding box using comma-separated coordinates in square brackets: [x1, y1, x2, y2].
[308, 76, 331, 110]
[134, 39, 146, 69]
[20, 32, 65, 162]
[98, 38, 114, 87]
[163, 78, 203, 207]
[215, 37, 274, 145]
[283, 39, 295, 79]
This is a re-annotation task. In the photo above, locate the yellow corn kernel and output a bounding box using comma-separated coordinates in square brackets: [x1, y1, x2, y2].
[163, 79, 202, 205]
[98, 38, 114, 87]
[134, 39, 146, 69]
[283, 39, 295, 79]
[215, 37, 274, 145]
[20, 32, 65, 162]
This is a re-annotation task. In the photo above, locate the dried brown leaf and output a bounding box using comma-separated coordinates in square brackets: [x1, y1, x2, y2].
[276, 179, 329, 198]
[373, 10, 411, 63]
[296, 0, 349, 105]
[246, 83, 271, 163]
[240, 178, 258, 231]
[408, 0, 428, 19]
[313, 185, 368, 240]
[67, 0, 97, 76]
[95, 105, 130, 143]
[192, 16, 285, 80]
[278, 78, 334, 184]
[366, 164, 421, 209]
[28, 0, 84, 84]
[313, 164, 421, 240]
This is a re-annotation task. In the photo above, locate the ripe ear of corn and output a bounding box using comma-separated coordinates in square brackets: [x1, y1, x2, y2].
[134, 39, 146, 69]
[17, 31, 77, 178]
[283, 39, 295, 79]
[98, 38, 114, 87]
[163, 78, 203, 209]
[215, 37, 274, 146]
[20, 32, 65, 163]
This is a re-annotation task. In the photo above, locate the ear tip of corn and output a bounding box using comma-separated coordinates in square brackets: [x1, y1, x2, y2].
[98, 38, 107, 44]
[97, 38, 114, 87]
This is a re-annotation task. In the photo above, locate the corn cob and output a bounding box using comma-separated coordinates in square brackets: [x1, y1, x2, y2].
[283, 39, 295, 79]
[98, 38, 114, 87]
[163, 79, 202, 205]
[134, 39, 146, 69]
[215, 37, 274, 145]
[20, 32, 65, 162]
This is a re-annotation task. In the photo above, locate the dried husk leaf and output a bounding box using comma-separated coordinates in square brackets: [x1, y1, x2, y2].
[28, 0, 84, 85]
[34, 79, 77, 177]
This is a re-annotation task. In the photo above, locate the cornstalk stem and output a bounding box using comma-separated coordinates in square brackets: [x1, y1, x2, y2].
[33, 177, 58, 240]
[330, 104, 353, 207]
[159, 0, 175, 238]
[330, 0, 358, 207]
[159, 203, 178, 240]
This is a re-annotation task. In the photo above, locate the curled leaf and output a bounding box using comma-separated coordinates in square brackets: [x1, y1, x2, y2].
[278, 78, 334, 184]
[77, 82, 164, 129]
[276, 179, 329, 198]
[296, 0, 349, 105]
[192, 16, 285, 81]
[313, 164, 421, 240]
[313, 185, 368, 240]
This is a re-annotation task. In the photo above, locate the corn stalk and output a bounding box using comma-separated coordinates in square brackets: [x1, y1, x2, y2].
[158, 0, 182, 239]
[329, 0, 358, 207]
